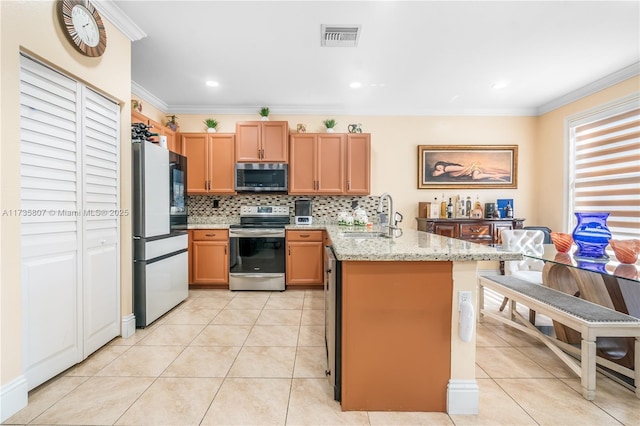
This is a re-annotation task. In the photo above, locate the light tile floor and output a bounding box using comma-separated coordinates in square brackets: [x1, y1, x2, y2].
[5, 288, 639, 425]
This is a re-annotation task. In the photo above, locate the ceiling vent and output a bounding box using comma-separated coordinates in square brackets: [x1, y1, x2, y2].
[321, 25, 361, 47]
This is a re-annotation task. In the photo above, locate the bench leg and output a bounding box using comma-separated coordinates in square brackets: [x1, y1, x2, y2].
[581, 338, 597, 400]
[509, 299, 517, 321]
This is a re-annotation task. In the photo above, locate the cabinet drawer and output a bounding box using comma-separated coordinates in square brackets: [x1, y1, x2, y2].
[287, 230, 323, 242]
[192, 229, 229, 241]
[459, 224, 491, 239]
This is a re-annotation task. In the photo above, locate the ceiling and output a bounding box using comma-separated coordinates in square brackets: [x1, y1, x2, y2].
[110, 1, 640, 116]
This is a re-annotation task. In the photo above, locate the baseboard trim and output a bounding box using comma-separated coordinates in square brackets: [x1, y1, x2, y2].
[121, 313, 136, 338]
[0, 375, 28, 423]
[447, 379, 479, 414]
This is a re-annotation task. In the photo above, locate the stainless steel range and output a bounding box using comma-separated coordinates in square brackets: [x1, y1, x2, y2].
[228, 205, 290, 291]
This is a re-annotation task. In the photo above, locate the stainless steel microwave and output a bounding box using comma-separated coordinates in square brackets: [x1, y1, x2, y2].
[235, 163, 288, 192]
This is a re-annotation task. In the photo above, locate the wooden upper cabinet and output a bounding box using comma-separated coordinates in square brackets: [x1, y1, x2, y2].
[317, 134, 345, 193]
[181, 133, 236, 195]
[289, 133, 370, 195]
[236, 121, 288, 162]
[289, 133, 345, 195]
[289, 134, 316, 193]
[181, 133, 209, 194]
[346, 134, 371, 194]
[209, 134, 236, 194]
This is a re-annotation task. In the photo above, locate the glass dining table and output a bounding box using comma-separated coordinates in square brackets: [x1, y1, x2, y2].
[525, 244, 639, 283]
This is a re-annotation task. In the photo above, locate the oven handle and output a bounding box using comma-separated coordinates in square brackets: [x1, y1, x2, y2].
[229, 229, 285, 238]
[229, 273, 285, 278]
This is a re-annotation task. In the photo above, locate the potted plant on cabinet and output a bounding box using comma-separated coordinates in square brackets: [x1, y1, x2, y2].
[204, 118, 218, 133]
[323, 119, 337, 133]
[259, 107, 270, 121]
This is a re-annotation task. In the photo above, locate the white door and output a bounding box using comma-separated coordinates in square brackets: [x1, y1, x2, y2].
[81, 87, 120, 356]
[19, 55, 120, 389]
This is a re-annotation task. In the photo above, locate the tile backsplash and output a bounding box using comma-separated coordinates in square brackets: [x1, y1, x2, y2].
[188, 195, 383, 223]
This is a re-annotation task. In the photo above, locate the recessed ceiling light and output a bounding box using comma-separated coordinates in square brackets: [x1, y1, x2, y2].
[491, 81, 510, 90]
[205, 81, 219, 87]
[349, 82, 362, 89]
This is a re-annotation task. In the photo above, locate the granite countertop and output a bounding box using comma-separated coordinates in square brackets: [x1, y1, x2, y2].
[325, 225, 523, 262]
[187, 217, 521, 262]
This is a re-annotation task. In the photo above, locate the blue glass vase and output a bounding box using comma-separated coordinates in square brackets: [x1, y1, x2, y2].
[572, 212, 612, 259]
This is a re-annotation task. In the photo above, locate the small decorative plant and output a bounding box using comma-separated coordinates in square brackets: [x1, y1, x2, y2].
[204, 118, 218, 132]
[323, 119, 337, 132]
[259, 107, 270, 119]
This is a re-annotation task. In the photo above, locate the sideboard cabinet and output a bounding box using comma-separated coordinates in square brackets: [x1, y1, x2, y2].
[415, 218, 525, 245]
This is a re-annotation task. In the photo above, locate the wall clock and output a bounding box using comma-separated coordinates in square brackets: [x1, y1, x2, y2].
[58, 0, 107, 57]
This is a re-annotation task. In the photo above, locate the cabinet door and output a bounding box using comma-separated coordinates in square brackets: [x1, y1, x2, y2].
[434, 222, 458, 238]
[286, 241, 323, 286]
[261, 121, 288, 162]
[209, 134, 236, 194]
[346, 134, 370, 194]
[289, 134, 317, 194]
[317, 134, 345, 194]
[235, 122, 261, 162]
[181, 133, 209, 194]
[192, 241, 229, 285]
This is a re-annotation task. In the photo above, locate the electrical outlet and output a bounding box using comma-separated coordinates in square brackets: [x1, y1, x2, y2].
[458, 291, 472, 311]
[213, 200, 219, 208]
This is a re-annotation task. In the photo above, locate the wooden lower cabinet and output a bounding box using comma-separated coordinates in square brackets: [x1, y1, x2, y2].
[190, 229, 229, 287]
[416, 218, 525, 244]
[286, 230, 324, 287]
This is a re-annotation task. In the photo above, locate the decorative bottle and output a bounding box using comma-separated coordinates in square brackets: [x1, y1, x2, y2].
[446, 198, 453, 218]
[505, 202, 513, 218]
[440, 194, 447, 219]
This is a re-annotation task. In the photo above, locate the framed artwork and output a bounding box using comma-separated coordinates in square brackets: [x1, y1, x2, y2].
[418, 145, 518, 189]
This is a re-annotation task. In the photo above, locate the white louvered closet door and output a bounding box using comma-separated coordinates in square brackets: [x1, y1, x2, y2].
[19, 55, 120, 390]
[81, 87, 120, 356]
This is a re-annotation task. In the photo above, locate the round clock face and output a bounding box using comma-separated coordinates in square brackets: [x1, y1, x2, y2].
[71, 5, 100, 47]
[59, 0, 107, 57]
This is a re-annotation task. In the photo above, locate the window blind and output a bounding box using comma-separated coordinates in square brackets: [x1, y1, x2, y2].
[571, 105, 640, 240]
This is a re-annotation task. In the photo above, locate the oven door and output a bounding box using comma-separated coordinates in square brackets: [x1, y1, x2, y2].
[229, 228, 286, 290]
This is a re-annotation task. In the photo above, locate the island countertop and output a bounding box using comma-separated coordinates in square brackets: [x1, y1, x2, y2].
[325, 225, 522, 262]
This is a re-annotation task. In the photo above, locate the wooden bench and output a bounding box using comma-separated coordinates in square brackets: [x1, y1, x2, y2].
[478, 274, 640, 400]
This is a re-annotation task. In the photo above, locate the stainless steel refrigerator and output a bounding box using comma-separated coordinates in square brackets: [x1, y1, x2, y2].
[132, 141, 188, 327]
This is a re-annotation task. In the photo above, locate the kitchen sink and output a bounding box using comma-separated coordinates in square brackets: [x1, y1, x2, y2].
[339, 232, 389, 239]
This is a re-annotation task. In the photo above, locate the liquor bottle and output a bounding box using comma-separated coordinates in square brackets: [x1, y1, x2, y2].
[440, 194, 447, 218]
[457, 195, 465, 218]
[505, 201, 513, 218]
[447, 198, 453, 218]
[465, 196, 472, 217]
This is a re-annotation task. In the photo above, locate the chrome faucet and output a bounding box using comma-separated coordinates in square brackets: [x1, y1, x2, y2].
[377, 192, 397, 237]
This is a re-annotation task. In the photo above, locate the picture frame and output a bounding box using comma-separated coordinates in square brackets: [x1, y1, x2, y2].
[418, 145, 518, 189]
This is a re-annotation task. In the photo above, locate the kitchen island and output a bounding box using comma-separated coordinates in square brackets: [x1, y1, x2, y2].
[324, 225, 520, 414]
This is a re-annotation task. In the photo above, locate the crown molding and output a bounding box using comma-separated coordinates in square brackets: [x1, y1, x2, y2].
[131, 81, 169, 112]
[93, 0, 147, 41]
[537, 62, 640, 115]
